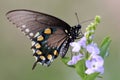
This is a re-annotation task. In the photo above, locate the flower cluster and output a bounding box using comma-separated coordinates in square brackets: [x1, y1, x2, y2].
[68, 38, 104, 75]
[62, 16, 111, 80]
[67, 16, 104, 75]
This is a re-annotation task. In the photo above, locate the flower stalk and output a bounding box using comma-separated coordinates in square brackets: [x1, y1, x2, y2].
[61, 16, 111, 80]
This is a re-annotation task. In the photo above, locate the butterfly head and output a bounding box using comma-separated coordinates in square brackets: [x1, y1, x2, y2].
[76, 24, 84, 38]
[70, 24, 83, 41]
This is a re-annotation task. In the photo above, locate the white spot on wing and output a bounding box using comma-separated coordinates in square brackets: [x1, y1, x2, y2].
[69, 36, 72, 39]
[31, 41, 36, 46]
[22, 25, 26, 28]
[25, 28, 30, 33]
[32, 49, 35, 53]
[34, 56, 37, 61]
[29, 33, 34, 36]
[34, 32, 40, 37]
[65, 29, 68, 33]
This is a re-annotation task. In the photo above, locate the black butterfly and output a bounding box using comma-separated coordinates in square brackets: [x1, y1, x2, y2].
[6, 9, 83, 69]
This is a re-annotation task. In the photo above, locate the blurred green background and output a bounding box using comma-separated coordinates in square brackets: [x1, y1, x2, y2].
[0, 0, 120, 80]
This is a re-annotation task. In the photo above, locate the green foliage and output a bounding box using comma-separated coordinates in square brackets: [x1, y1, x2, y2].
[75, 59, 86, 79]
[61, 57, 75, 68]
[83, 73, 100, 80]
[100, 37, 111, 58]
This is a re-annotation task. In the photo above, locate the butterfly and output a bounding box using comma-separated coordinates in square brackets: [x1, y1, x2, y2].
[6, 9, 83, 69]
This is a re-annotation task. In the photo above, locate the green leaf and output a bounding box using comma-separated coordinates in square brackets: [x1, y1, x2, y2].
[61, 57, 75, 68]
[75, 59, 86, 79]
[61, 57, 70, 64]
[84, 72, 100, 80]
[100, 36, 111, 58]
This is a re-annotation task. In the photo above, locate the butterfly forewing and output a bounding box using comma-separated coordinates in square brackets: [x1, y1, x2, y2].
[6, 9, 71, 39]
[6, 9, 71, 69]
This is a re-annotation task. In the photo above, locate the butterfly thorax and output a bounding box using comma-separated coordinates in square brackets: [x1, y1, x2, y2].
[69, 24, 82, 42]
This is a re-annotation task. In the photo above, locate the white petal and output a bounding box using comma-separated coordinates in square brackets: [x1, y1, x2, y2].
[85, 69, 95, 75]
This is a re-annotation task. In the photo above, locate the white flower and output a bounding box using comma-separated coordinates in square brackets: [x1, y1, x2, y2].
[67, 54, 84, 65]
[70, 36, 86, 52]
[70, 42, 81, 52]
[86, 42, 100, 55]
[85, 54, 104, 74]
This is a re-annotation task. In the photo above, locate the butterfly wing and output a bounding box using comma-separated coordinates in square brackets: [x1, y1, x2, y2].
[6, 9, 71, 69]
[31, 27, 70, 69]
[6, 9, 71, 39]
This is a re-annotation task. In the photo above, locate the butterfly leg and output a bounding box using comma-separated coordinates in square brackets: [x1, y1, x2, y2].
[69, 46, 73, 59]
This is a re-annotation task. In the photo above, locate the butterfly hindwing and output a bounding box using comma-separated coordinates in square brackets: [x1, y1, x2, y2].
[31, 27, 69, 69]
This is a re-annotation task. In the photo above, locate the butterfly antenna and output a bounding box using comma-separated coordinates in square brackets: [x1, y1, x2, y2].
[75, 12, 94, 24]
[80, 18, 94, 24]
[75, 12, 84, 37]
[75, 12, 80, 24]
